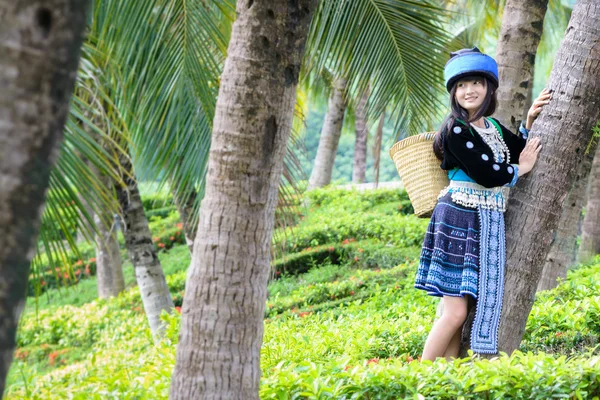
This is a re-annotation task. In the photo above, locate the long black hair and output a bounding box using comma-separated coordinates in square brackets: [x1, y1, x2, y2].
[433, 75, 498, 161]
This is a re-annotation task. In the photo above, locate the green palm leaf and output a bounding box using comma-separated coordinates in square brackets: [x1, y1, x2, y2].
[305, 0, 454, 137]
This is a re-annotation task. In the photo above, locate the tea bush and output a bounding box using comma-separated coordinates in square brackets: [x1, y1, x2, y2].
[7, 187, 600, 399]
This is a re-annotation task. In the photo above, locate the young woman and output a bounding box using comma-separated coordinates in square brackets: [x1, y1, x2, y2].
[415, 47, 551, 360]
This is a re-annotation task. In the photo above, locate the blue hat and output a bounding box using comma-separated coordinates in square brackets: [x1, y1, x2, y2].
[444, 47, 498, 92]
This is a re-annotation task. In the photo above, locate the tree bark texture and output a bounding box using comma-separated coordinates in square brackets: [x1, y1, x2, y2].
[495, 0, 549, 133]
[537, 150, 593, 291]
[352, 88, 369, 183]
[172, 185, 198, 253]
[93, 172, 125, 298]
[497, 0, 600, 354]
[578, 145, 600, 263]
[94, 211, 125, 298]
[0, 0, 89, 394]
[116, 157, 173, 337]
[307, 78, 347, 190]
[372, 112, 385, 188]
[169, 1, 316, 399]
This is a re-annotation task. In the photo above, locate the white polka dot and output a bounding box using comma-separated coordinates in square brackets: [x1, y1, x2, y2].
[453, 126, 462, 134]
[466, 141, 474, 149]
[493, 164, 500, 171]
[481, 154, 489, 161]
[507, 166, 514, 174]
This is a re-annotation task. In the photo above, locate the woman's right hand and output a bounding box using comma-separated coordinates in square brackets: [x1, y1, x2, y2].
[518, 137, 542, 175]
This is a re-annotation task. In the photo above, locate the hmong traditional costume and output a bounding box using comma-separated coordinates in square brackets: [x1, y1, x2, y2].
[415, 117, 527, 354]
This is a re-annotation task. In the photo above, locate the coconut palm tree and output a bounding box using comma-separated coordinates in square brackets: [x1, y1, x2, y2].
[578, 143, 600, 264]
[0, 0, 91, 394]
[171, 0, 456, 397]
[497, 0, 600, 354]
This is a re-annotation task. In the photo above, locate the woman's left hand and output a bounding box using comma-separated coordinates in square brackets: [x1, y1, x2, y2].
[526, 88, 552, 130]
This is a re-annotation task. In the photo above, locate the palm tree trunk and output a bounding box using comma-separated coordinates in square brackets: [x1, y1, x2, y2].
[307, 78, 347, 190]
[494, 0, 549, 133]
[494, 0, 600, 355]
[89, 164, 125, 298]
[94, 209, 126, 298]
[116, 156, 173, 337]
[172, 185, 198, 253]
[353, 88, 369, 183]
[372, 112, 385, 188]
[578, 145, 600, 263]
[0, 0, 89, 394]
[537, 150, 592, 291]
[169, 1, 316, 398]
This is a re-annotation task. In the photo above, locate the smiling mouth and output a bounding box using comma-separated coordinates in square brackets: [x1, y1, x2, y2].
[465, 97, 478, 101]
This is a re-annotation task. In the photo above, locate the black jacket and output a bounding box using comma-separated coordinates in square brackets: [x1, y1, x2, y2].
[440, 118, 527, 188]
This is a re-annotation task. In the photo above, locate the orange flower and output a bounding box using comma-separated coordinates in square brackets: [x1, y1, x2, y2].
[176, 223, 183, 229]
[75, 269, 81, 276]
[170, 236, 175, 241]
[175, 306, 182, 314]
[358, 248, 364, 253]
[75, 260, 83, 266]
[158, 243, 165, 248]
[298, 311, 311, 318]
[41, 280, 46, 286]
[354, 256, 359, 262]
[89, 257, 96, 263]
[328, 247, 335, 252]
[367, 358, 379, 365]
[153, 237, 160, 242]
[349, 290, 355, 296]
[48, 351, 59, 366]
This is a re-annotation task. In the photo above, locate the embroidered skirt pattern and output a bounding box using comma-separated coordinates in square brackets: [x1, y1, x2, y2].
[470, 206, 506, 354]
[415, 193, 480, 298]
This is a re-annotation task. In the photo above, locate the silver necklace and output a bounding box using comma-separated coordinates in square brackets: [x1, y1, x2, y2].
[472, 119, 510, 163]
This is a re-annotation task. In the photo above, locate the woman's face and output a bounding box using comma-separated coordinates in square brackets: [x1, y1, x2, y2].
[455, 77, 487, 116]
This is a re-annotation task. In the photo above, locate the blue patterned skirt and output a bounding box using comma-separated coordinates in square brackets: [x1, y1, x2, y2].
[415, 193, 480, 298]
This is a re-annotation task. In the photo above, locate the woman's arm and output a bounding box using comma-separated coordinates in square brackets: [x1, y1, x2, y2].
[445, 127, 519, 188]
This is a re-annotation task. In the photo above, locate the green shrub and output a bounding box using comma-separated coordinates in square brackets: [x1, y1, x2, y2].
[275, 213, 427, 254]
[146, 206, 177, 220]
[260, 352, 600, 399]
[28, 256, 98, 296]
[272, 239, 420, 276]
[141, 192, 174, 211]
[305, 187, 411, 212]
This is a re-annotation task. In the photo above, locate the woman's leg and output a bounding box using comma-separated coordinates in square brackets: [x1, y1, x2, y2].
[421, 296, 468, 361]
[443, 326, 462, 360]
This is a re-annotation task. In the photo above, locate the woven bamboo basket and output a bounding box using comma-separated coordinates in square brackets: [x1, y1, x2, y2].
[389, 132, 449, 218]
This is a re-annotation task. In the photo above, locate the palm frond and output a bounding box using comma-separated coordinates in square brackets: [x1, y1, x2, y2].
[305, 0, 455, 138]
